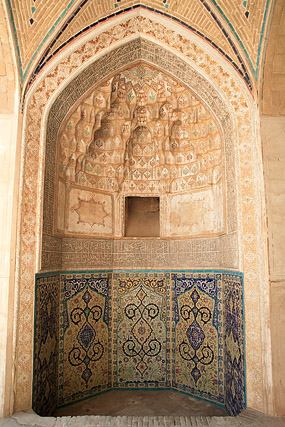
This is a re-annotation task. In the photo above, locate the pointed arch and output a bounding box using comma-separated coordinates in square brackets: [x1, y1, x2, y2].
[15, 13, 272, 414]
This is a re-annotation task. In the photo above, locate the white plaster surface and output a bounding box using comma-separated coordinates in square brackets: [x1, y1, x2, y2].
[261, 116, 285, 279]
[0, 114, 18, 418]
[261, 116, 285, 415]
[0, 277, 9, 417]
[0, 116, 16, 276]
[166, 188, 222, 237]
[66, 188, 112, 235]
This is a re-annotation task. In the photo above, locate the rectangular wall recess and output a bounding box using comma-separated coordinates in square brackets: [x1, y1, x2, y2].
[125, 196, 160, 237]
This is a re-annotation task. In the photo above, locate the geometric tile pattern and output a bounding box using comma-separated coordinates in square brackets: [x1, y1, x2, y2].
[223, 273, 246, 415]
[113, 272, 171, 388]
[172, 272, 224, 405]
[7, 1, 271, 89]
[33, 274, 60, 416]
[33, 270, 245, 416]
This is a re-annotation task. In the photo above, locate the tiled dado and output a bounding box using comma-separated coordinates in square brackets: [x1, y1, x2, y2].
[33, 270, 245, 417]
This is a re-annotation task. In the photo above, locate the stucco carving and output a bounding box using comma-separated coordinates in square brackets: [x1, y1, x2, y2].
[57, 63, 224, 238]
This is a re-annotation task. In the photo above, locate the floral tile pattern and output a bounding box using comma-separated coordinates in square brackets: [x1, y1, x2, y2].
[223, 273, 246, 415]
[113, 272, 171, 388]
[33, 271, 245, 415]
[33, 274, 60, 416]
[172, 272, 224, 405]
[58, 272, 112, 406]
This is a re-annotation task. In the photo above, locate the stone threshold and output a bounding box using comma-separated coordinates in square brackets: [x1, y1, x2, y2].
[0, 409, 284, 427]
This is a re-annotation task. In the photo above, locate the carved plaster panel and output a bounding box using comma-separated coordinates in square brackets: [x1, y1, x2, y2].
[66, 187, 113, 236]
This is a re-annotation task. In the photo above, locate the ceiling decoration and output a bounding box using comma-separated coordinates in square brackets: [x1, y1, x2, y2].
[26, 3, 251, 91]
[6, 0, 78, 81]
[208, 0, 271, 79]
[261, 0, 285, 116]
[58, 63, 223, 195]
[6, 0, 272, 94]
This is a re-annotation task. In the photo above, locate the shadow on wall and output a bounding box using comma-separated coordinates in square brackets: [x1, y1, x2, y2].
[33, 271, 245, 417]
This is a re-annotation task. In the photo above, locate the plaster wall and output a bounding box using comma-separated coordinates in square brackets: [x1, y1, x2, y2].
[258, 0, 285, 415]
[261, 0, 285, 116]
[0, 0, 19, 418]
[260, 116, 285, 415]
[0, 115, 18, 418]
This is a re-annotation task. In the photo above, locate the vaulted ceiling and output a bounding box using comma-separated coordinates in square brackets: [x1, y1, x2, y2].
[6, 0, 272, 97]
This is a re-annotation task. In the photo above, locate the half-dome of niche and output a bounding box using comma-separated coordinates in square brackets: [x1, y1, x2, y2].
[56, 63, 224, 238]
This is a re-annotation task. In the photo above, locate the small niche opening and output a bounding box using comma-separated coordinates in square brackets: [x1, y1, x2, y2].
[125, 196, 160, 237]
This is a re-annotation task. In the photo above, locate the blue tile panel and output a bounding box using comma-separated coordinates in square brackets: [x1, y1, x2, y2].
[223, 273, 246, 415]
[113, 272, 171, 389]
[172, 272, 224, 405]
[33, 274, 60, 416]
[33, 270, 246, 416]
[58, 272, 112, 406]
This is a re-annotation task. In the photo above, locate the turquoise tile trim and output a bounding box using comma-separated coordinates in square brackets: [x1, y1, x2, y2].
[6, 0, 76, 83]
[14, 2, 249, 90]
[8, 0, 269, 86]
[36, 269, 243, 277]
[6, 0, 23, 80]
[209, 0, 271, 79]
